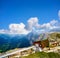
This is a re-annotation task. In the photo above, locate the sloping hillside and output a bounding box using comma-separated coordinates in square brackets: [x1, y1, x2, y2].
[22, 52, 60, 58]
[49, 32, 60, 42]
[49, 32, 60, 39]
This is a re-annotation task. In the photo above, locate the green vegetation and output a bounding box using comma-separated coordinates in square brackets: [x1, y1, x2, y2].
[0, 43, 10, 53]
[22, 52, 60, 58]
[49, 32, 60, 39]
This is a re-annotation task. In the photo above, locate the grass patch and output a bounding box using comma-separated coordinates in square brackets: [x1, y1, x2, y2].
[22, 52, 60, 58]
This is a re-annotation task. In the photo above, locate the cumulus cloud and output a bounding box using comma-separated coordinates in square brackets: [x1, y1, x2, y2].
[41, 23, 51, 29]
[9, 23, 30, 34]
[40, 20, 58, 30]
[50, 20, 58, 25]
[26, 17, 39, 30]
[0, 17, 60, 34]
[26, 17, 58, 32]
[9, 23, 25, 31]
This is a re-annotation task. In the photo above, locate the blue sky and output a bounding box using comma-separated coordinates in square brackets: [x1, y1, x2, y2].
[0, 0, 60, 34]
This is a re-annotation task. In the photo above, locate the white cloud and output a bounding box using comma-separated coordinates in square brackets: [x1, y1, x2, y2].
[0, 17, 59, 34]
[9, 23, 25, 31]
[50, 20, 58, 25]
[41, 23, 51, 29]
[26, 17, 38, 30]
[41, 20, 58, 29]
[26, 17, 58, 32]
[8, 18, 60, 34]
[9, 23, 30, 34]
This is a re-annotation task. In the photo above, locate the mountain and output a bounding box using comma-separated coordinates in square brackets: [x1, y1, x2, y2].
[0, 31, 48, 53]
[0, 31, 60, 53]
[49, 28, 60, 32]
[0, 34, 31, 53]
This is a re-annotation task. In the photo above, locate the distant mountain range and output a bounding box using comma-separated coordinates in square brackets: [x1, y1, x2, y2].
[0, 31, 60, 53]
[0, 33, 30, 53]
[49, 28, 60, 32]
